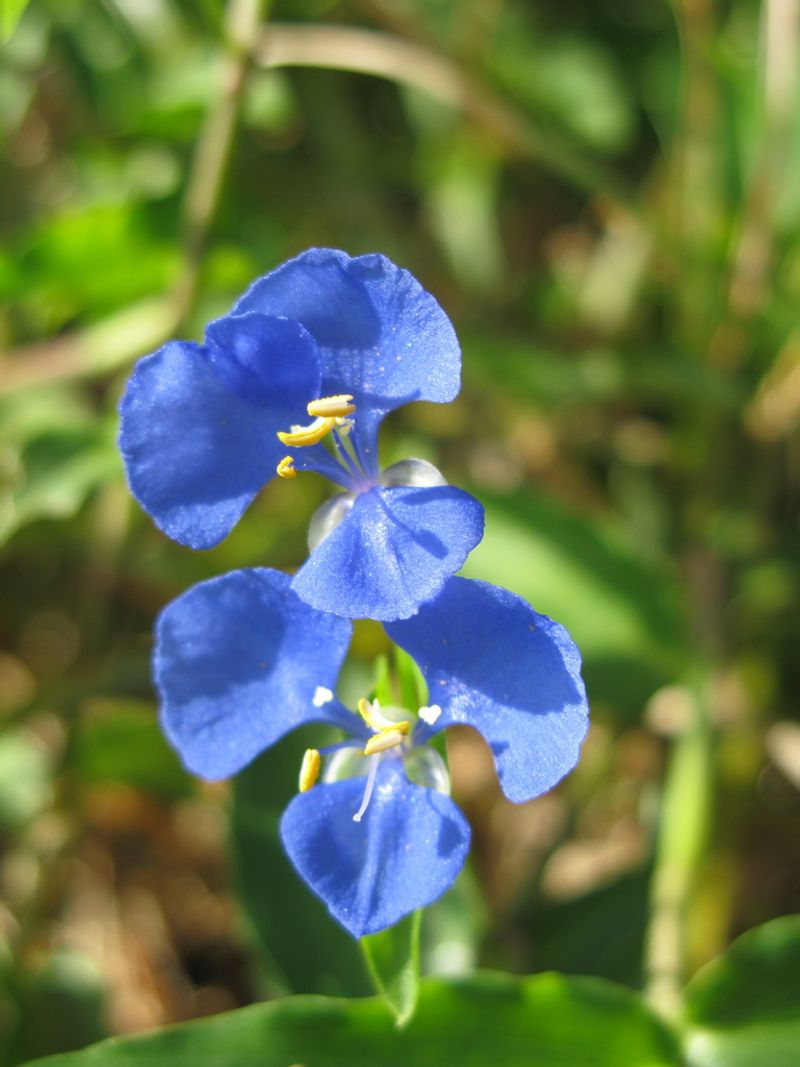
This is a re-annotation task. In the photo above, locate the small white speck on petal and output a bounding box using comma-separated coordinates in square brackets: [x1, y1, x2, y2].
[312, 686, 333, 707]
[419, 704, 442, 725]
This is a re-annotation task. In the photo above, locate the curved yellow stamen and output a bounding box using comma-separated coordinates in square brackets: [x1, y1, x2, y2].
[307, 394, 355, 418]
[277, 395, 357, 448]
[299, 748, 321, 792]
[277, 416, 338, 447]
[276, 455, 297, 479]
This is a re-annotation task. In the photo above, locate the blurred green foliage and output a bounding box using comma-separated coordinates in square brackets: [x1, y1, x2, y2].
[1, 0, 799, 1061]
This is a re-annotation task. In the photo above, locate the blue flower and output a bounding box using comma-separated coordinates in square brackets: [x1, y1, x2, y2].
[154, 567, 589, 937]
[119, 248, 484, 622]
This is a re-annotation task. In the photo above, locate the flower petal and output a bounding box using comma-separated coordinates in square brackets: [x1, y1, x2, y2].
[119, 320, 320, 549]
[232, 248, 461, 471]
[205, 311, 321, 411]
[291, 485, 484, 621]
[386, 578, 589, 803]
[154, 568, 359, 780]
[280, 757, 470, 937]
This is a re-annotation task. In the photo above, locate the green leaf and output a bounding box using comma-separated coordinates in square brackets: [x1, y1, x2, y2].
[682, 916, 800, 1067]
[14, 204, 180, 328]
[8, 952, 107, 1065]
[19, 971, 681, 1067]
[361, 911, 421, 1028]
[0, 0, 30, 43]
[0, 415, 120, 547]
[372, 652, 393, 706]
[421, 866, 486, 978]
[394, 646, 427, 712]
[519, 866, 652, 988]
[75, 700, 191, 800]
[230, 728, 371, 998]
[492, 25, 635, 153]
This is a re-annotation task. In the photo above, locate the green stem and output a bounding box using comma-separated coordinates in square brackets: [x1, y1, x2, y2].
[669, 0, 723, 349]
[645, 673, 713, 1020]
[173, 0, 269, 330]
[361, 910, 422, 1027]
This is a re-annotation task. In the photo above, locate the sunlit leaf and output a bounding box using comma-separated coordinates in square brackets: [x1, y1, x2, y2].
[0, 419, 119, 547]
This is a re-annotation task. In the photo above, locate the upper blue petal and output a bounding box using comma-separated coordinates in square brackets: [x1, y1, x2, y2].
[386, 578, 589, 803]
[280, 756, 470, 938]
[154, 568, 358, 780]
[205, 311, 321, 411]
[119, 316, 321, 549]
[232, 248, 461, 471]
[291, 484, 485, 622]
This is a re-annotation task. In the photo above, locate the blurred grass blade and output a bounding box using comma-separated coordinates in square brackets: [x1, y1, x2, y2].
[361, 911, 421, 1028]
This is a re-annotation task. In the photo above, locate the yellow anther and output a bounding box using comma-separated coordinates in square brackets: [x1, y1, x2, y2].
[364, 724, 409, 756]
[307, 394, 356, 418]
[298, 748, 321, 792]
[277, 392, 356, 449]
[276, 455, 297, 479]
[277, 416, 338, 447]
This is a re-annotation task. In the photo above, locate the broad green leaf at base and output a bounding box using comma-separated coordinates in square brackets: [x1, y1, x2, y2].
[682, 915, 800, 1067]
[20, 971, 680, 1067]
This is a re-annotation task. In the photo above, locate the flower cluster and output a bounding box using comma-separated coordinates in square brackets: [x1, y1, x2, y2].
[119, 248, 589, 938]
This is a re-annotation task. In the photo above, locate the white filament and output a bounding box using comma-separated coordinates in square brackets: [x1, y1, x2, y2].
[352, 755, 380, 823]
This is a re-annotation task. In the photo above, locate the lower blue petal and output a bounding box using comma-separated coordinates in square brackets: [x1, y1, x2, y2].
[386, 577, 589, 803]
[280, 757, 470, 937]
[154, 568, 358, 780]
[290, 485, 484, 621]
[119, 341, 281, 548]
